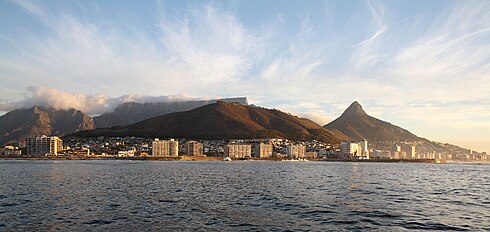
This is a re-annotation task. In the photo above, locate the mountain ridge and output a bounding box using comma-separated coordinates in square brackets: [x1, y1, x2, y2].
[93, 97, 249, 128]
[0, 106, 94, 146]
[75, 102, 348, 143]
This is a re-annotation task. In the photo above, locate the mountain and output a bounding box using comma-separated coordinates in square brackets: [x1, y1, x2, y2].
[93, 97, 249, 128]
[324, 101, 424, 142]
[75, 102, 347, 143]
[0, 106, 94, 146]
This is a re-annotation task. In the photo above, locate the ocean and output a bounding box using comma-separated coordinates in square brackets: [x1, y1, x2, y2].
[1, 160, 489, 231]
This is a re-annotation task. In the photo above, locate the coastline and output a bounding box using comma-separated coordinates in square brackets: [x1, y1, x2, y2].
[0, 156, 439, 163]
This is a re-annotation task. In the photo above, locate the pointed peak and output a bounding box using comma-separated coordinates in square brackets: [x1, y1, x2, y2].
[349, 101, 361, 108]
[343, 101, 367, 116]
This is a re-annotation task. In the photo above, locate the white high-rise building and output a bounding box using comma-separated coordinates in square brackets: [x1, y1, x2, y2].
[404, 145, 415, 159]
[185, 141, 203, 156]
[26, 135, 62, 156]
[359, 139, 369, 159]
[287, 145, 306, 159]
[340, 141, 361, 158]
[225, 144, 252, 158]
[392, 145, 402, 159]
[254, 143, 273, 158]
[152, 139, 179, 157]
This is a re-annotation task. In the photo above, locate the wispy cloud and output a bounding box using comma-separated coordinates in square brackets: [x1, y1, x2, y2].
[1, 0, 490, 151]
[11, 0, 43, 16]
[348, 0, 387, 71]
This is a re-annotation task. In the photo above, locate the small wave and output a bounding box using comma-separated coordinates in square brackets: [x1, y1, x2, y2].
[300, 209, 336, 216]
[402, 221, 470, 231]
[158, 199, 177, 203]
[0, 203, 18, 207]
[82, 219, 113, 225]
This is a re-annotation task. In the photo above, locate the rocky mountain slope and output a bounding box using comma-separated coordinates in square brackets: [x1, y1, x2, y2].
[0, 106, 94, 145]
[76, 102, 347, 143]
[93, 97, 248, 128]
[324, 101, 425, 142]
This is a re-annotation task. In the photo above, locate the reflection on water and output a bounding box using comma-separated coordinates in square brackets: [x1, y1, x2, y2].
[0, 160, 489, 231]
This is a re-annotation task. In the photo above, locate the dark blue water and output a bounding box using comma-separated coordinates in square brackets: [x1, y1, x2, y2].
[0, 160, 489, 231]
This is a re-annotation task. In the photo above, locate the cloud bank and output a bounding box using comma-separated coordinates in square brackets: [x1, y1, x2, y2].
[0, 86, 201, 115]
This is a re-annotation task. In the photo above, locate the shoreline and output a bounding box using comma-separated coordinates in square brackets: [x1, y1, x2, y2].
[0, 156, 443, 163]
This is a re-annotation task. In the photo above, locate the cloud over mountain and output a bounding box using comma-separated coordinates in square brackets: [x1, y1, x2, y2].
[0, 86, 200, 115]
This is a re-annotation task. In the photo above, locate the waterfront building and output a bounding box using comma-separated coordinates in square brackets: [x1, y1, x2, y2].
[253, 143, 273, 158]
[317, 149, 328, 158]
[371, 150, 391, 159]
[1, 146, 22, 156]
[185, 141, 203, 156]
[225, 143, 252, 158]
[152, 138, 179, 157]
[118, 147, 136, 157]
[340, 141, 361, 158]
[392, 145, 402, 159]
[26, 135, 62, 156]
[273, 152, 287, 158]
[287, 144, 306, 159]
[403, 145, 416, 159]
[359, 139, 370, 159]
[305, 151, 318, 159]
[67, 148, 90, 156]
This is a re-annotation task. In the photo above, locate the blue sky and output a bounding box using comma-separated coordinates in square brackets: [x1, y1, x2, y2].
[0, 0, 489, 153]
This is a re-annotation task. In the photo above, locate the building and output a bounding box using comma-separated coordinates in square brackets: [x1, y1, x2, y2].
[402, 144, 416, 159]
[287, 144, 306, 159]
[26, 135, 62, 156]
[305, 151, 318, 159]
[225, 144, 252, 158]
[253, 143, 273, 158]
[152, 139, 179, 157]
[340, 141, 361, 158]
[392, 145, 402, 159]
[185, 141, 203, 156]
[118, 148, 136, 157]
[273, 152, 287, 158]
[371, 150, 391, 159]
[67, 148, 90, 156]
[359, 139, 369, 159]
[1, 146, 22, 156]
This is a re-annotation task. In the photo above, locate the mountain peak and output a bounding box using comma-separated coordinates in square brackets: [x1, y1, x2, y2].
[0, 106, 95, 146]
[343, 101, 366, 116]
[324, 101, 423, 142]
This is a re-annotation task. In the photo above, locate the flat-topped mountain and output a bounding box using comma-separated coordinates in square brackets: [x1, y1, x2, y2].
[324, 101, 424, 142]
[0, 106, 94, 146]
[93, 97, 248, 128]
[76, 102, 347, 143]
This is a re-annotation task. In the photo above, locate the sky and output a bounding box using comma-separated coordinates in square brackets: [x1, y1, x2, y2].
[0, 0, 489, 153]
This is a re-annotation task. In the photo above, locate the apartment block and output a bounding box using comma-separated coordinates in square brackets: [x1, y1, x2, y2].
[152, 138, 179, 157]
[26, 135, 62, 156]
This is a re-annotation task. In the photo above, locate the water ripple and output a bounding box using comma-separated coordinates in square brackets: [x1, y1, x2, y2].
[0, 160, 489, 230]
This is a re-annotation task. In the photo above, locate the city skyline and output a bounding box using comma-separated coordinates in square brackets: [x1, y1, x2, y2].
[0, 0, 489, 153]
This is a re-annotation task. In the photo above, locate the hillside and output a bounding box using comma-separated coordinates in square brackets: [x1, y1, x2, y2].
[324, 101, 425, 142]
[0, 106, 94, 145]
[93, 97, 248, 128]
[76, 102, 347, 143]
